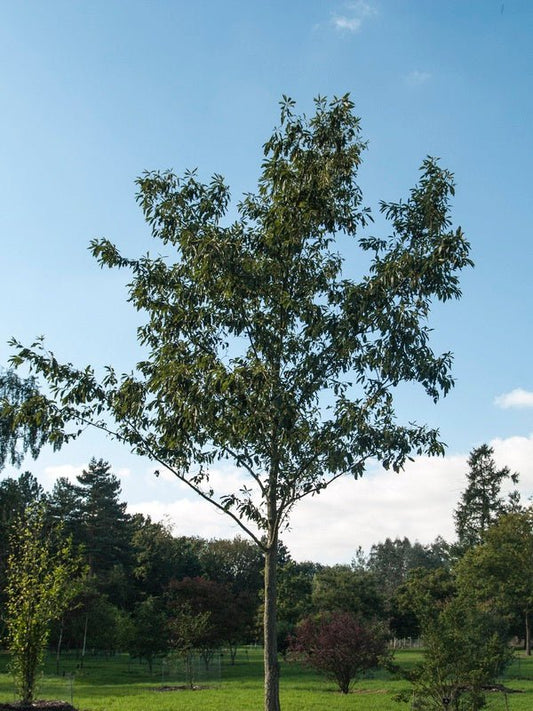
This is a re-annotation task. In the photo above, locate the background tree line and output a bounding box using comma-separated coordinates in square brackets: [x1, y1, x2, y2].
[0, 442, 530, 676]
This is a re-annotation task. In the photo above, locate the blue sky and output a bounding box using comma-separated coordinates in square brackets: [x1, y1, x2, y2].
[1, 1, 532, 563]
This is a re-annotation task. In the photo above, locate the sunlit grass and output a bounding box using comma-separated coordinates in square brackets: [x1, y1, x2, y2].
[0, 648, 532, 710]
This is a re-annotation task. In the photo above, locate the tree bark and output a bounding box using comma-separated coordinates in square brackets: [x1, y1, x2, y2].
[81, 612, 89, 669]
[264, 542, 281, 711]
[56, 618, 64, 674]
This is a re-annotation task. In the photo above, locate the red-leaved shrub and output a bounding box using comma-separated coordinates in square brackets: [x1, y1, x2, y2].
[289, 611, 388, 693]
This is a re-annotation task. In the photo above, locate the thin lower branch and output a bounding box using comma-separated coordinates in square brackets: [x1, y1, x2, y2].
[221, 445, 267, 495]
[152, 457, 265, 549]
[69, 412, 265, 549]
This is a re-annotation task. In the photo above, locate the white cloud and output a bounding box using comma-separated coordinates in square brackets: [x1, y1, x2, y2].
[128, 497, 257, 541]
[37, 430, 530, 567]
[405, 70, 432, 87]
[494, 388, 533, 409]
[490, 434, 533, 487]
[130, 455, 467, 564]
[128, 433, 533, 565]
[43, 463, 131, 485]
[43, 464, 84, 484]
[332, 1, 377, 33]
[284, 455, 466, 563]
[130, 462, 261, 541]
[284, 435, 533, 562]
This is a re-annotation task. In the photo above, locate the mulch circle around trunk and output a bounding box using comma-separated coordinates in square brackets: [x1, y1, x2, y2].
[153, 685, 206, 691]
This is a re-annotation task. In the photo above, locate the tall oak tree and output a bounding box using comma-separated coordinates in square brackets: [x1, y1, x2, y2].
[9, 95, 472, 711]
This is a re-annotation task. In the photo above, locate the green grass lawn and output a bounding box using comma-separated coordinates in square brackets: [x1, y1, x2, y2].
[0, 648, 532, 710]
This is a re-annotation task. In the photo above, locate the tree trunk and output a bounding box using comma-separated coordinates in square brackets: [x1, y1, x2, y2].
[264, 542, 281, 711]
[185, 651, 194, 689]
[526, 611, 531, 656]
[56, 618, 64, 674]
[81, 612, 89, 669]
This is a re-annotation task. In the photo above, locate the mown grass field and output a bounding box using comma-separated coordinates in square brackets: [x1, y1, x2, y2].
[0, 648, 532, 710]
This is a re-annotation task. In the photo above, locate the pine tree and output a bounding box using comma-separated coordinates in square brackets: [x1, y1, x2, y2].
[47, 476, 83, 543]
[454, 444, 520, 551]
[75, 458, 133, 605]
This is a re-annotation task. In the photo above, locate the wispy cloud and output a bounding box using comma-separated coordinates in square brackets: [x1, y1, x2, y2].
[494, 388, 533, 409]
[332, 1, 377, 34]
[333, 16, 362, 32]
[405, 70, 432, 87]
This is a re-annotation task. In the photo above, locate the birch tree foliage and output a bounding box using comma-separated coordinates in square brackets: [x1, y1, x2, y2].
[5, 510, 83, 703]
[0, 370, 48, 471]
[8, 95, 472, 546]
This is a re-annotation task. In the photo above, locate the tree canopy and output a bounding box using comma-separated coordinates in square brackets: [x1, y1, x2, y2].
[456, 509, 533, 655]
